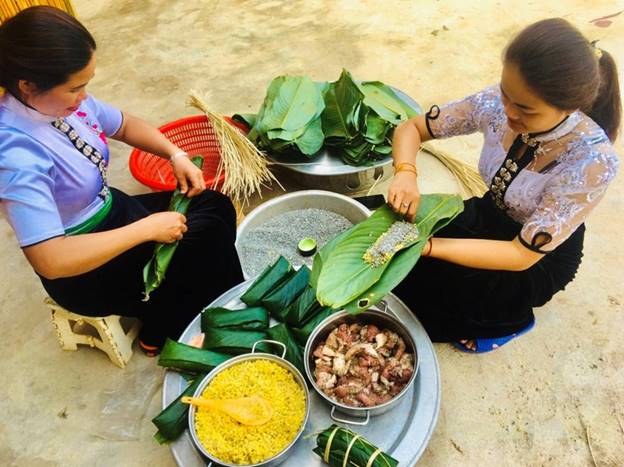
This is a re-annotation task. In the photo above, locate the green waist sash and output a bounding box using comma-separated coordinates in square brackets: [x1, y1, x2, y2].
[65, 193, 113, 236]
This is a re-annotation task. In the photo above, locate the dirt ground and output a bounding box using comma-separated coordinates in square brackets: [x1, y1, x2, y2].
[0, 1, 623, 466]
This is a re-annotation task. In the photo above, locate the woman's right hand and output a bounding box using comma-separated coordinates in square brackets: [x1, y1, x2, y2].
[388, 171, 420, 222]
[139, 212, 188, 243]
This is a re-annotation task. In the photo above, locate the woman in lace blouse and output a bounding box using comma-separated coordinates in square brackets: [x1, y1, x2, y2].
[388, 18, 620, 352]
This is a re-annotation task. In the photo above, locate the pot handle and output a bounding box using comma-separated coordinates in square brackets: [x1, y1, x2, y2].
[252, 339, 287, 359]
[330, 406, 370, 426]
[376, 299, 389, 314]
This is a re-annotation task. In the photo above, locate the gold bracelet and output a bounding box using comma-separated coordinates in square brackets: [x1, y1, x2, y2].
[424, 238, 433, 257]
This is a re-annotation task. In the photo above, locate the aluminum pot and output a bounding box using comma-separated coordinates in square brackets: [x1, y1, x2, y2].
[236, 190, 371, 279]
[187, 341, 310, 467]
[304, 306, 418, 426]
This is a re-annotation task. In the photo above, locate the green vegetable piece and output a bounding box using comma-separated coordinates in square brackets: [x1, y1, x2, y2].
[143, 156, 203, 301]
[200, 306, 269, 331]
[202, 328, 269, 354]
[266, 323, 305, 376]
[157, 339, 231, 373]
[241, 256, 292, 306]
[261, 265, 310, 316]
[321, 69, 363, 142]
[297, 237, 317, 256]
[152, 374, 206, 444]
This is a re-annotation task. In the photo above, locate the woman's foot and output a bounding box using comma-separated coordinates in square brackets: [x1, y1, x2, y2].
[138, 340, 161, 357]
[453, 319, 536, 353]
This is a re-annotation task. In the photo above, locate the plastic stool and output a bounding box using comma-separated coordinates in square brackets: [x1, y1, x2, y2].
[45, 297, 141, 368]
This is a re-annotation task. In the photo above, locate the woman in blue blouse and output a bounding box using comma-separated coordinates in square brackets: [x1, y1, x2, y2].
[0, 6, 243, 354]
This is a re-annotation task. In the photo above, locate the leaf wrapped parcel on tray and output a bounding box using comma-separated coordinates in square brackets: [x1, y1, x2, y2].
[152, 374, 205, 444]
[266, 323, 305, 376]
[291, 307, 335, 346]
[157, 339, 232, 373]
[200, 306, 269, 331]
[313, 424, 398, 467]
[261, 265, 310, 316]
[315, 194, 464, 310]
[284, 286, 327, 327]
[202, 327, 269, 354]
[143, 156, 203, 301]
[240, 256, 292, 306]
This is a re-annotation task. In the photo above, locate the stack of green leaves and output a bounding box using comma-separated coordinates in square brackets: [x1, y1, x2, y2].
[322, 69, 418, 165]
[313, 424, 398, 467]
[143, 156, 203, 301]
[236, 76, 327, 157]
[313, 194, 464, 313]
[233, 69, 421, 166]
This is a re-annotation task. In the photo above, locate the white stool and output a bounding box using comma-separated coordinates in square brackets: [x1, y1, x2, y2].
[45, 297, 141, 368]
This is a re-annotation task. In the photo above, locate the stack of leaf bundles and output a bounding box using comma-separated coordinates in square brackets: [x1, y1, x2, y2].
[234, 69, 421, 166]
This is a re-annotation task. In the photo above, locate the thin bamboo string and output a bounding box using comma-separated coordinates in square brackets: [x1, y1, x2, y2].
[0, 0, 76, 23]
[188, 90, 283, 206]
[420, 141, 487, 198]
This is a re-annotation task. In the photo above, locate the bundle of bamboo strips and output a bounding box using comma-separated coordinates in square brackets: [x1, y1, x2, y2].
[187, 90, 283, 208]
[0, 0, 75, 23]
[420, 141, 487, 198]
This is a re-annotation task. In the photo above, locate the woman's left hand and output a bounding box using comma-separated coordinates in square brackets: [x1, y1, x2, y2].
[172, 155, 206, 197]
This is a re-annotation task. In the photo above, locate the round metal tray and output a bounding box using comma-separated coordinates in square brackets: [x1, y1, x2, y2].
[163, 281, 440, 466]
[268, 87, 421, 176]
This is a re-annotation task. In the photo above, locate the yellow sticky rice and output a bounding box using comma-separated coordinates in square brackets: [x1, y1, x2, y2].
[194, 359, 306, 465]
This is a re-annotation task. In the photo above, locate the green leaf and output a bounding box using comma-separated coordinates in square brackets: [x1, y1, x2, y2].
[157, 338, 232, 373]
[284, 286, 326, 327]
[266, 323, 305, 376]
[316, 194, 464, 309]
[143, 157, 203, 301]
[202, 328, 269, 354]
[262, 265, 311, 315]
[231, 113, 257, 129]
[321, 69, 363, 141]
[241, 256, 292, 306]
[152, 374, 206, 443]
[294, 116, 324, 155]
[262, 76, 325, 131]
[200, 306, 269, 331]
[291, 307, 335, 346]
[357, 81, 420, 125]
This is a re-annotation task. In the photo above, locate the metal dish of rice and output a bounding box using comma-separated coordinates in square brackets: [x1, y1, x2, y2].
[192, 359, 307, 466]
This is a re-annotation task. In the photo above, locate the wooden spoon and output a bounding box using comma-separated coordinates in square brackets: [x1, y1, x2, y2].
[182, 394, 273, 426]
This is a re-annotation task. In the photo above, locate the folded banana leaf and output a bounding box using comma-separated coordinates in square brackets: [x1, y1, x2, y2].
[143, 156, 203, 301]
[261, 265, 310, 315]
[200, 306, 269, 331]
[244, 75, 326, 156]
[202, 327, 269, 354]
[315, 194, 464, 310]
[241, 256, 293, 306]
[284, 286, 326, 327]
[241, 256, 292, 305]
[266, 323, 305, 376]
[291, 307, 335, 346]
[152, 374, 205, 444]
[313, 424, 398, 467]
[157, 338, 231, 373]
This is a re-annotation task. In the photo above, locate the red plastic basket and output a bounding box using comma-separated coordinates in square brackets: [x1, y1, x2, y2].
[129, 115, 248, 192]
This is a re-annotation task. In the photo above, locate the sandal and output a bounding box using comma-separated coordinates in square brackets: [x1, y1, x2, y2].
[452, 319, 536, 354]
[138, 340, 161, 357]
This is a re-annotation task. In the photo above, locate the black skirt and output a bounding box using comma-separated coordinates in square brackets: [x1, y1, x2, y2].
[40, 187, 244, 347]
[393, 193, 584, 341]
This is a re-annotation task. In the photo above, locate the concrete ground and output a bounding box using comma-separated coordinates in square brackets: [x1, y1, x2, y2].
[1, 1, 623, 466]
